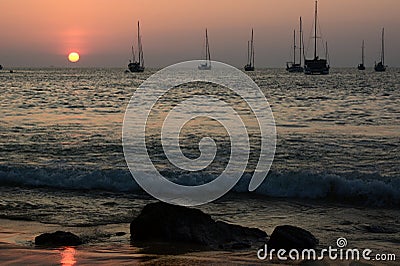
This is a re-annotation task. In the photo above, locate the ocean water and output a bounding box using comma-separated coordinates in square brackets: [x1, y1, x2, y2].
[0, 68, 399, 258]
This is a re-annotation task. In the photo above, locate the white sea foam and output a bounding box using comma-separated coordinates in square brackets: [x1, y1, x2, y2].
[1, 166, 398, 207]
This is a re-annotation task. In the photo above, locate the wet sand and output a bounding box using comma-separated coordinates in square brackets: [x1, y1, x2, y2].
[1, 217, 398, 265]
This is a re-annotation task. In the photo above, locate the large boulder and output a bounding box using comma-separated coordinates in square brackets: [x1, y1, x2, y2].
[130, 202, 267, 249]
[267, 225, 318, 250]
[35, 231, 83, 247]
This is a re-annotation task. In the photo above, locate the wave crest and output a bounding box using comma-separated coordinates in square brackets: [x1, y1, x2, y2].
[0, 166, 398, 207]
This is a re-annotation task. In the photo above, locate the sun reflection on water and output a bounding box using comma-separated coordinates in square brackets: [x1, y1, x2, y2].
[60, 247, 77, 266]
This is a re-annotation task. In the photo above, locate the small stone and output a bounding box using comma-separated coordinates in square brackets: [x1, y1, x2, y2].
[35, 231, 83, 247]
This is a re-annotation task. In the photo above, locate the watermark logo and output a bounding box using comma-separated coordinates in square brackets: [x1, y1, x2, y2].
[257, 237, 396, 262]
[336, 237, 347, 248]
[122, 60, 276, 206]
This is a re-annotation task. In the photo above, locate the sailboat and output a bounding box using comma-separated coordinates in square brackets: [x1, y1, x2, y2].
[198, 29, 211, 70]
[128, 21, 145, 73]
[304, 1, 330, 75]
[357, 40, 366, 70]
[374, 28, 386, 72]
[244, 29, 255, 71]
[286, 17, 304, 73]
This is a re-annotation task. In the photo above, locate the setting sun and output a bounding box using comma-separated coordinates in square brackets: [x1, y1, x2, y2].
[68, 52, 80, 63]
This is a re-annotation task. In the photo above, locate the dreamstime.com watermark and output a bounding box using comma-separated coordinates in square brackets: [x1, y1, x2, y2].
[257, 237, 397, 262]
[122, 60, 276, 206]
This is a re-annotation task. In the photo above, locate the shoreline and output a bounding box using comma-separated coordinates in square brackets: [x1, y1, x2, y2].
[0, 218, 266, 265]
[1, 217, 398, 265]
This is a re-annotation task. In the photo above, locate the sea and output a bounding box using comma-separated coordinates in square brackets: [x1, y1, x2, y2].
[0, 67, 399, 264]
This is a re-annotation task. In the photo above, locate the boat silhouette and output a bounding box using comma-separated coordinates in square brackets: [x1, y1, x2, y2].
[358, 40, 366, 70]
[128, 21, 145, 73]
[304, 1, 330, 75]
[374, 28, 386, 72]
[198, 29, 212, 70]
[244, 29, 255, 71]
[287, 17, 304, 73]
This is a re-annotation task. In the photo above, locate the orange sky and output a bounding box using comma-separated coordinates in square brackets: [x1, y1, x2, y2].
[0, 0, 399, 67]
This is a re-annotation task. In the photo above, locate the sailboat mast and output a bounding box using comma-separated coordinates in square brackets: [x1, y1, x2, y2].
[325, 41, 328, 62]
[206, 29, 211, 63]
[247, 41, 250, 65]
[251, 28, 254, 66]
[301, 17, 306, 64]
[205, 29, 208, 61]
[140, 37, 144, 67]
[137, 21, 141, 65]
[252, 29, 255, 67]
[314, 1, 318, 59]
[293, 30, 296, 64]
[131, 46, 135, 62]
[205, 28, 208, 61]
[362, 40, 365, 65]
[299, 17, 302, 66]
[382, 28, 385, 65]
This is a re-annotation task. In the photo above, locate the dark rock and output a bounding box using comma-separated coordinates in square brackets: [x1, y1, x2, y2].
[35, 231, 83, 247]
[267, 225, 318, 250]
[115, 232, 126, 236]
[130, 202, 267, 249]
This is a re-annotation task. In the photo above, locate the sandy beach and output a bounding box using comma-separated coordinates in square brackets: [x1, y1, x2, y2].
[1, 191, 399, 265]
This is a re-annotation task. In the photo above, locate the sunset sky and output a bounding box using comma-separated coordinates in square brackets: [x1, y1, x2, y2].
[1, 0, 399, 67]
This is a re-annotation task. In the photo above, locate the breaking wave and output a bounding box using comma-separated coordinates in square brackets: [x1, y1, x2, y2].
[0, 165, 399, 207]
